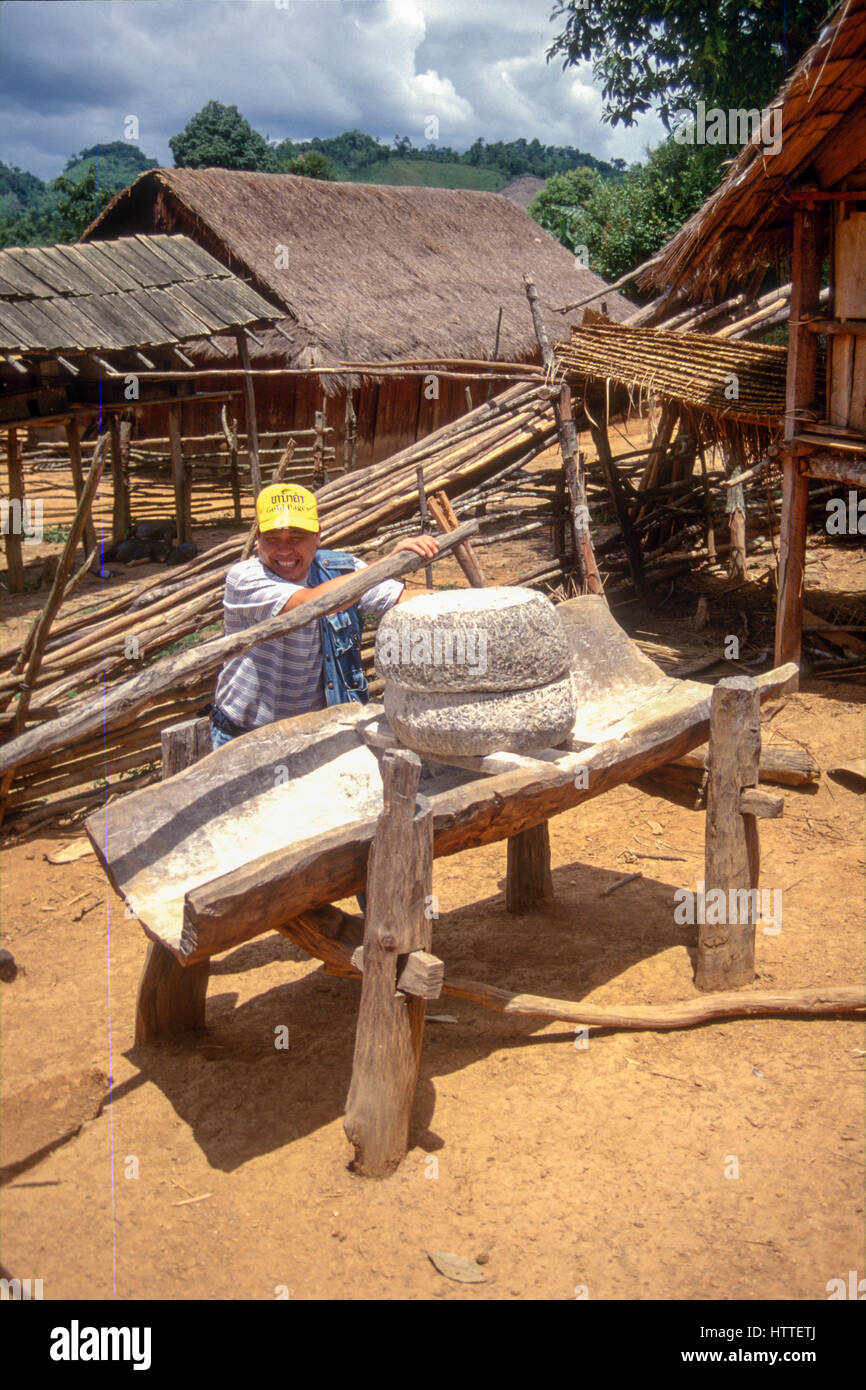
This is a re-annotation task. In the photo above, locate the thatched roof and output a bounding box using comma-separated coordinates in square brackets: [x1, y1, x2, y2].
[82, 169, 632, 371]
[643, 0, 866, 301]
[555, 321, 789, 425]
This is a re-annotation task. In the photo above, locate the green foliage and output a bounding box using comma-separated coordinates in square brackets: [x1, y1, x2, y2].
[531, 140, 722, 280]
[548, 0, 832, 128]
[53, 166, 119, 239]
[169, 100, 277, 170]
[279, 150, 337, 180]
[0, 141, 158, 248]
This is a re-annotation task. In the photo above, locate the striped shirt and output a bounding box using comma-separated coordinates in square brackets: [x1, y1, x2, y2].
[213, 554, 403, 730]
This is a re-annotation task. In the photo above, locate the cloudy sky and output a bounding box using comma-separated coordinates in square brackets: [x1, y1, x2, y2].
[0, 0, 665, 181]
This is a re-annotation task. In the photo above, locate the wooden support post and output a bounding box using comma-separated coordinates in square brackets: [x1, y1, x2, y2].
[344, 749, 433, 1177]
[522, 275, 601, 593]
[506, 822, 553, 913]
[134, 716, 212, 1045]
[313, 410, 326, 486]
[167, 402, 191, 546]
[695, 676, 761, 992]
[726, 451, 747, 580]
[109, 415, 130, 544]
[220, 406, 242, 523]
[4, 428, 25, 594]
[775, 203, 822, 679]
[587, 415, 645, 593]
[236, 332, 262, 497]
[64, 418, 97, 561]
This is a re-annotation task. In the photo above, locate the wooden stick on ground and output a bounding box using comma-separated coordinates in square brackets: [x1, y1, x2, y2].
[276, 908, 864, 1029]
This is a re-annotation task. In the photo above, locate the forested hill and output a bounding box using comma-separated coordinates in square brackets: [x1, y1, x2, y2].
[0, 125, 616, 248]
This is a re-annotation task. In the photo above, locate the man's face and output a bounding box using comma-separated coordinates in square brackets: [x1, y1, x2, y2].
[257, 526, 320, 583]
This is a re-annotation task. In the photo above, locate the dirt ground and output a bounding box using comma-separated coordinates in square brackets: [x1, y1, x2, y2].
[1, 479, 864, 1302]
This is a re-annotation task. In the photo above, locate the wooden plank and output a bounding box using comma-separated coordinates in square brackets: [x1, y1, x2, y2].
[82, 239, 146, 293]
[47, 244, 122, 297]
[695, 677, 761, 992]
[0, 248, 61, 297]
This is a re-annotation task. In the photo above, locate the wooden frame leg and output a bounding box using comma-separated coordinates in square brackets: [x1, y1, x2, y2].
[344, 750, 434, 1177]
[133, 717, 212, 1043]
[506, 822, 553, 913]
[135, 942, 209, 1044]
[696, 677, 761, 992]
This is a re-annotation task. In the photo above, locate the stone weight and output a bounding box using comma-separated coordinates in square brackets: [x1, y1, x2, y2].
[384, 672, 577, 758]
[375, 586, 570, 694]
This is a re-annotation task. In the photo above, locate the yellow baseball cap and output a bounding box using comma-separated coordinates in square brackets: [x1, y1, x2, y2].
[256, 483, 319, 534]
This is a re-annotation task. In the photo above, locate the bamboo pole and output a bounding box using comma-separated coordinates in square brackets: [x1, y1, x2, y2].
[0, 434, 107, 823]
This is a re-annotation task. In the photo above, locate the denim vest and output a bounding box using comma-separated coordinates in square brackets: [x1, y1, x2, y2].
[308, 550, 369, 707]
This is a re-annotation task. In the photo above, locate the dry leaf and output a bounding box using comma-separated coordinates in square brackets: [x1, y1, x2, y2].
[427, 1250, 487, 1283]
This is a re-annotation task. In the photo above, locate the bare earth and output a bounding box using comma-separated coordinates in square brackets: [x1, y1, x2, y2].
[1, 516, 864, 1303]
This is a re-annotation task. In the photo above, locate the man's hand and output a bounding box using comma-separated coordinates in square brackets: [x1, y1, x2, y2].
[391, 534, 440, 560]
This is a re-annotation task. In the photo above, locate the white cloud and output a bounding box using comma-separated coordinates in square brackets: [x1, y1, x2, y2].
[0, 0, 666, 180]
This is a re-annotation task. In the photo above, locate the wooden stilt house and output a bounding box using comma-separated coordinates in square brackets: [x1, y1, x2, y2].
[641, 0, 866, 678]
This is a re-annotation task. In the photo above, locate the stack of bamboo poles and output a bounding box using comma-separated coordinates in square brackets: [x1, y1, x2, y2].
[0, 383, 556, 826]
[555, 323, 789, 427]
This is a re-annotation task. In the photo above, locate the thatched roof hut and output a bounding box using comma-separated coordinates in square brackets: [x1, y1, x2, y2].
[83, 169, 631, 463]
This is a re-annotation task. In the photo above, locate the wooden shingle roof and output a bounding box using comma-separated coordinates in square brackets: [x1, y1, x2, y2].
[0, 234, 281, 354]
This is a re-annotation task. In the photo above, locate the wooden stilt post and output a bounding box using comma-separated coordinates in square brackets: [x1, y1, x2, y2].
[109, 415, 130, 544]
[587, 409, 645, 594]
[134, 716, 213, 1044]
[65, 418, 98, 561]
[220, 405, 242, 524]
[344, 748, 435, 1177]
[775, 201, 822, 681]
[236, 332, 262, 497]
[4, 428, 25, 594]
[522, 275, 602, 593]
[695, 676, 762, 992]
[506, 822, 553, 913]
[167, 402, 190, 545]
[313, 410, 325, 486]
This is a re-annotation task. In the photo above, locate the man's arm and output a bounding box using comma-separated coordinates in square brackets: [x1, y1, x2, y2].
[278, 535, 439, 614]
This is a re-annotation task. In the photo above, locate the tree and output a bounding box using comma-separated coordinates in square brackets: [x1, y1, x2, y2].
[169, 101, 276, 170]
[547, 1, 832, 128]
[53, 167, 117, 239]
[282, 150, 336, 180]
[531, 140, 721, 281]
[528, 167, 602, 250]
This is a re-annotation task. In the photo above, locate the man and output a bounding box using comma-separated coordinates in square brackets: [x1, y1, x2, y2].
[211, 482, 439, 750]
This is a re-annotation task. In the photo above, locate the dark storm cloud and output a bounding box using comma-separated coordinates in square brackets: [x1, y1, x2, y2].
[0, 0, 663, 180]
